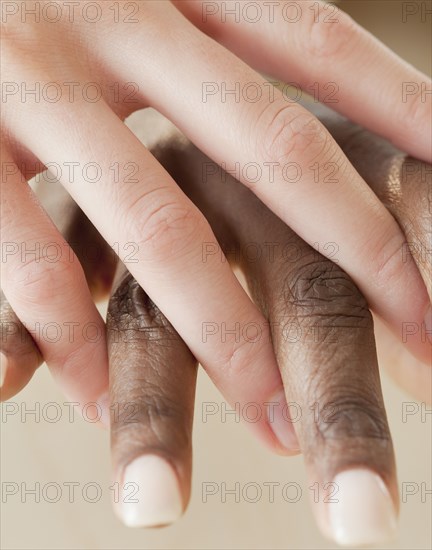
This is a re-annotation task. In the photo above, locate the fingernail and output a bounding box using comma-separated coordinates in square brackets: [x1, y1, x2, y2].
[424, 305, 432, 344]
[267, 390, 300, 452]
[0, 352, 8, 387]
[119, 455, 183, 528]
[328, 469, 397, 546]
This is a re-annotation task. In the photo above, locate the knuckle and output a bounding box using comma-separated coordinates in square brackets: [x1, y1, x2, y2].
[312, 389, 391, 443]
[258, 106, 331, 167]
[279, 258, 371, 328]
[124, 196, 204, 262]
[13, 253, 80, 303]
[111, 390, 191, 450]
[213, 319, 272, 383]
[139, 392, 185, 430]
[108, 271, 177, 341]
[218, 338, 255, 379]
[300, 7, 359, 60]
[113, 391, 184, 427]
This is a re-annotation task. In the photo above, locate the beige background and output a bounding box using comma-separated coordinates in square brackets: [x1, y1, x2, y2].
[1, 1, 431, 549]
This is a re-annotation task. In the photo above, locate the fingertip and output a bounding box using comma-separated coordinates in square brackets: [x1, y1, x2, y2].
[266, 390, 301, 455]
[326, 469, 398, 547]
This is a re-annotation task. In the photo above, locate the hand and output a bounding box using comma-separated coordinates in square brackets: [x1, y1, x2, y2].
[1, 1, 431, 435]
[2, 105, 430, 546]
[0, 173, 397, 547]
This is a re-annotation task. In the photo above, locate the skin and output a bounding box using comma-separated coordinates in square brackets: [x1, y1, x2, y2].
[1, 104, 430, 542]
[1, 1, 431, 427]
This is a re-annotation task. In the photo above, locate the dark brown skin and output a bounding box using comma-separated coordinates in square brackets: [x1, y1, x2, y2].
[107, 265, 197, 511]
[1, 103, 430, 530]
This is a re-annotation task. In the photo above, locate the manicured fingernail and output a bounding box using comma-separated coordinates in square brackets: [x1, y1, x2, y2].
[0, 352, 8, 387]
[424, 305, 432, 344]
[328, 469, 397, 546]
[119, 455, 183, 528]
[267, 390, 300, 452]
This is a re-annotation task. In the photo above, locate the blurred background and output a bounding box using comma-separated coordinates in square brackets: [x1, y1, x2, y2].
[1, 1, 431, 548]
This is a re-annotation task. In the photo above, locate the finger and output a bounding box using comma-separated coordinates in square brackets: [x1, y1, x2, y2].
[312, 106, 432, 395]
[107, 3, 430, 364]
[318, 110, 432, 302]
[1, 153, 109, 417]
[175, 0, 431, 162]
[242, 220, 398, 548]
[0, 289, 42, 400]
[107, 263, 197, 528]
[14, 95, 292, 454]
[162, 140, 397, 547]
[1, 180, 115, 401]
